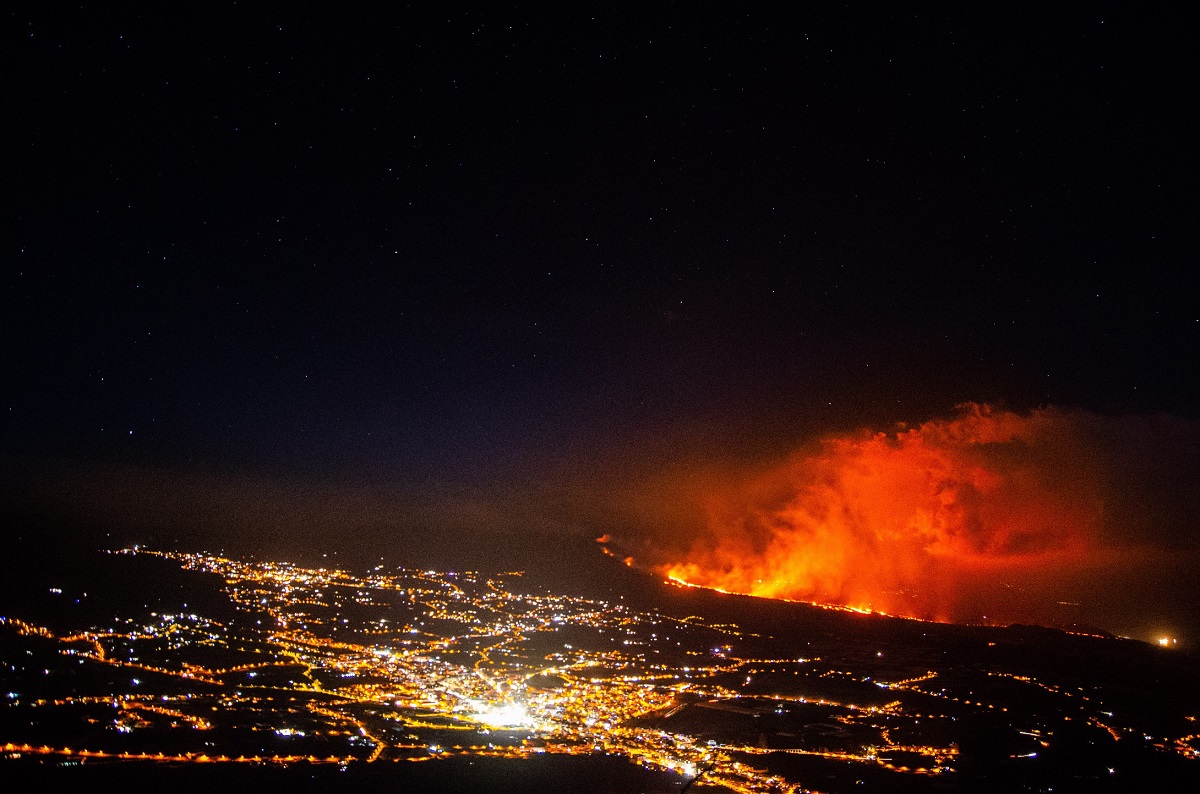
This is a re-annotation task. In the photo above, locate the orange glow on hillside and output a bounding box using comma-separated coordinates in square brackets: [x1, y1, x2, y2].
[648, 404, 1103, 623]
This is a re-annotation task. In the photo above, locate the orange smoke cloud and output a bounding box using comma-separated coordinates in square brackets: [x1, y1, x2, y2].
[635, 404, 1107, 623]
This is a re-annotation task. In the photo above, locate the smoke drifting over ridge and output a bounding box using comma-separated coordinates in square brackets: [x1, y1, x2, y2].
[608, 404, 1199, 633]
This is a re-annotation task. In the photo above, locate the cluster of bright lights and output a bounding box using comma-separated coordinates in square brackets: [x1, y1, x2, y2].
[474, 702, 533, 728]
[28, 547, 1185, 792]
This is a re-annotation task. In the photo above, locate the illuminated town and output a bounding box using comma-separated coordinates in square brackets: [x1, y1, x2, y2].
[2, 548, 1198, 791]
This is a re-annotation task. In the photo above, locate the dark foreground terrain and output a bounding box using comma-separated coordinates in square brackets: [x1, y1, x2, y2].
[2, 537, 1198, 793]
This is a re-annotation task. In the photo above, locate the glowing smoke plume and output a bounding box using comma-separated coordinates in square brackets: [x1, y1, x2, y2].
[640, 404, 1108, 623]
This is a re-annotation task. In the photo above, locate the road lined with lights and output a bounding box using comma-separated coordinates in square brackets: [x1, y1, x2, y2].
[2, 550, 1197, 792]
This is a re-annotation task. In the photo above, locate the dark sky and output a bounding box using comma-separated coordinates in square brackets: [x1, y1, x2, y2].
[3, 3, 1197, 590]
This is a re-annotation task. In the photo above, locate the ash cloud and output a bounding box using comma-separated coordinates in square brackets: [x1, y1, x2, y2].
[603, 404, 1200, 636]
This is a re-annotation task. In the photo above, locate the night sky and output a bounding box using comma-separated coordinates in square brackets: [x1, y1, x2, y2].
[4, 4, 1198, 635]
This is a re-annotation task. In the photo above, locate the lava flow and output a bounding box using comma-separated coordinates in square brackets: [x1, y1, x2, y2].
[637, 404, 1105, 623]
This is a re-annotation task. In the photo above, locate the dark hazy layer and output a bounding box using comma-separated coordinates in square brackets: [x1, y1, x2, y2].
[4, 404, 1199, 646]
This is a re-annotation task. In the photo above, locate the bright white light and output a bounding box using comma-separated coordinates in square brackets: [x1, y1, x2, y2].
[476, 702, 532, 728]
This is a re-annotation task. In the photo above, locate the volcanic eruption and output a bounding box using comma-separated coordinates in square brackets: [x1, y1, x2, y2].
[620, 404, 1111, 624]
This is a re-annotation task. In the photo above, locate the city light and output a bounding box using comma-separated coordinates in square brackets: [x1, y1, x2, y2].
[2, 548, 1196, 792]
[474, 703, 533, 729]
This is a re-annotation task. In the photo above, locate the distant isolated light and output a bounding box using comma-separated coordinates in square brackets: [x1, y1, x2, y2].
[1158, 637, 1176, 647]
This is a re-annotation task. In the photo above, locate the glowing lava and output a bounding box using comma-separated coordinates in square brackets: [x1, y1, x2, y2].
[647, 404, 1103, 623]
